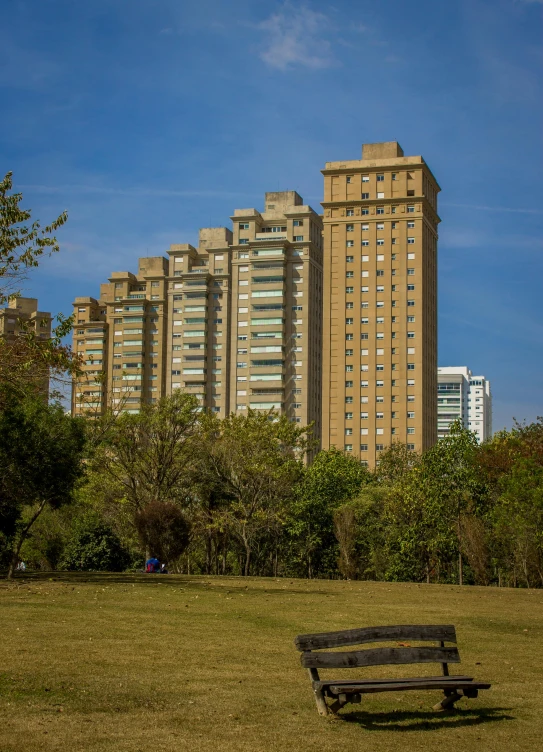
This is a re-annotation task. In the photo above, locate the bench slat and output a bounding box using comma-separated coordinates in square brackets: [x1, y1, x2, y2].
[327, 680, 491, 695]
[314, 675, 473, 688]
[301, 646, 461, 669]
[295, 624, 457, 651]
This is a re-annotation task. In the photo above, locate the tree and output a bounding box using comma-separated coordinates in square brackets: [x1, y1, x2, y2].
[0, 172, 80, 404]
[287, 447, 372, 578]
[0, 394, 86, 577]
[135, 501, 191, 565]
[334, 487, 387, 580]
[201, 410, 310, 576]
[0, 171, 67, 305]
[92, 391, 201, 512]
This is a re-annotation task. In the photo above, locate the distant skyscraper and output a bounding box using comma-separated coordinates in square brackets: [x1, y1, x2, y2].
[437, 367, 492, 442]
[321, 142, 439, 466]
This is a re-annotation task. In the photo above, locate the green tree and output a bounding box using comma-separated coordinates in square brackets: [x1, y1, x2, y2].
[334, 487, 387, 580]
[201, 410, 310, 576]
[0, 394, 86, 577]
[135, 501, 191, 566]
[92, 391, 201, 513]
[287, 447, 372, 578]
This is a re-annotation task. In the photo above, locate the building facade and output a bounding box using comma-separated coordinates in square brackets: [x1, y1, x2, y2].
[437, 366, 492, 442]
[321, 141, 440, 466]
[72, 192, 323, 436]
[0, 296, 52, 396]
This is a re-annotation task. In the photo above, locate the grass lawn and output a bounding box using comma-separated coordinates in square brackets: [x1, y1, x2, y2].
[1, 573, 542, 752]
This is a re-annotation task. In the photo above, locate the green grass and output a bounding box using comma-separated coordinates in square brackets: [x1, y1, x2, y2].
[1, 573, 542, 752]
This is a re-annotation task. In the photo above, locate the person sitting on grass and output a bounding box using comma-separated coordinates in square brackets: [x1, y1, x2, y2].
[145, 557, 160, 573]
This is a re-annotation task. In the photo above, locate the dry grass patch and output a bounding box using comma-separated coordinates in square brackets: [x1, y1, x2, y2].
[0, 573, 541, 752]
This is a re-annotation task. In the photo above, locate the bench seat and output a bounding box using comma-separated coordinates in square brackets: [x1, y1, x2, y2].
[324, 679, 491, 695]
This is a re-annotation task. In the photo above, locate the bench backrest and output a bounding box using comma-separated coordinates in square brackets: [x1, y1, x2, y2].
[295, 624, 459, 672]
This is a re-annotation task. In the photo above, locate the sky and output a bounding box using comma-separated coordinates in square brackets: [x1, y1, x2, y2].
[1, 0, 542, 431]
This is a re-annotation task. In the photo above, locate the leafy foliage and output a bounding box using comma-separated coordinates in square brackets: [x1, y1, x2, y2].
[61, 513, 131, 572]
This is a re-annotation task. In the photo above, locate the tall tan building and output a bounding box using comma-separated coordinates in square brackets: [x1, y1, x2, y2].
[0, 296, 52, 397]
[321, 142, 439, 465]
[72, 192, 323, 437]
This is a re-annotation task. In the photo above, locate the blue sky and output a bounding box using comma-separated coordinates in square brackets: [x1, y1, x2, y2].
[2, 0, 542, 430]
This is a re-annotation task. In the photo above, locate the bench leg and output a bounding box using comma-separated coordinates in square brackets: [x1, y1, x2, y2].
[433, 691, 462, 711]
[313, 686, 330, 716]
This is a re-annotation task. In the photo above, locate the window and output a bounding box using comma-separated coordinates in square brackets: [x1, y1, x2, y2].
[346, 177, 352, 184]
[362, 240, 369, 247]
[376, 285, 384, 292]
[407, 205, 415, 213]
[377, 192, 385, 199]
[361, 192, 370, 200]
[408, 237, 415, 244]
[346, 317, 354, 325]
[360, 444, 368, 451]
[362, 175, 369, 182]
[408, 331, 415, 339]
[407, 284, 415, 291]
[407, 221, 415, 228]
[345, 380, 353, 388]
[345, 444, 353, 452]
[361, 317, 369, 325]
[407, 363, 415, 370]
[293, 219, 303, 226]
[294, 236, 304, 242]
[407, 268, 415, 275]
[361, 333, 368, 340]
[392, 173, 397, 181]
[345, 396, 353, 404]
[377, 254, 384, 261]
[362, 255, 369, 262]
[407, 315, 415, 323]
[376, 428, 384, 435]
[346, 365, 354, 372]
[376, 239, 384, 246]
[407, 300, 415, 307]
[346, 224, 354, 232]
[376, 270, 384, 277]
[408, 379, 415, 386]
[407, 427, 415, 435]
[346, 240, 354, 247]
[361, 286, 369, 292]
[361, 209, 369, 216]
[346, 255, 354, 263]
[376, 364, 384, 371]
[346, 209, 354, 216]
[362, 224, 369, 231]
[346, 333, 354, 340]
[345, 349, 354, 356]
[239, 239, 248, 245]
[377, 174, 384, 182]
[345, 412, 353, 420]
[408, 252, 415, 260]
[376, 380, 384, 387]
[376, 223, 384, 230]
[376, 207, 384, 215]
[346, 271, 354, 278]
[239, 223, 249, 230]
[376, 332, 384, 339]
[407, 411, 415, 419]
[376, 412, 384, 419]
[361, 412, 368, 420]
[361, 380, 368, 388]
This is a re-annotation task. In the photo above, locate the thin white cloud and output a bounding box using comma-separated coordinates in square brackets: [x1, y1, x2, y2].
[257, 3, 336, 71]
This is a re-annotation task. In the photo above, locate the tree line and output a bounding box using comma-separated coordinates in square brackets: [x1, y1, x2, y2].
[1, 173, 542, 586]
[2, 388, 542, 588]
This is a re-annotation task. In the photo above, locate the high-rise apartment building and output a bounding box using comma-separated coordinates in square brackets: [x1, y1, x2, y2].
[321, 142, 440, 466]
[437, 366, 492, 442]
[72, 192, 323, 435]
[0, 296, 52, 396]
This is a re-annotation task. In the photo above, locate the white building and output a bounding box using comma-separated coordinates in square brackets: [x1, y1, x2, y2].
[437, 367, 492, 443]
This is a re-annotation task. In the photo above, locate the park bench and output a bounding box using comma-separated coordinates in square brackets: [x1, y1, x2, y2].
[294, 624, 491, 716]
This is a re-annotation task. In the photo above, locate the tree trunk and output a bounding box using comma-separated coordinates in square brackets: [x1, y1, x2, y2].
[458, 552, 463, 586]
[244, 545, 251, 577]
[7, 499, 47, 579]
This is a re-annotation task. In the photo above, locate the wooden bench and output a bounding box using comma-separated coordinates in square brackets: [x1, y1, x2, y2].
[294, 624, 491, 716]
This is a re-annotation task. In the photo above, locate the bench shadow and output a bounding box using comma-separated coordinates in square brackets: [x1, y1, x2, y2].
[342, 706, 514, 731]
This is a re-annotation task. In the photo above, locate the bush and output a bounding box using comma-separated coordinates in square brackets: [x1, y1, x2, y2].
[61, 514, 131, 572]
